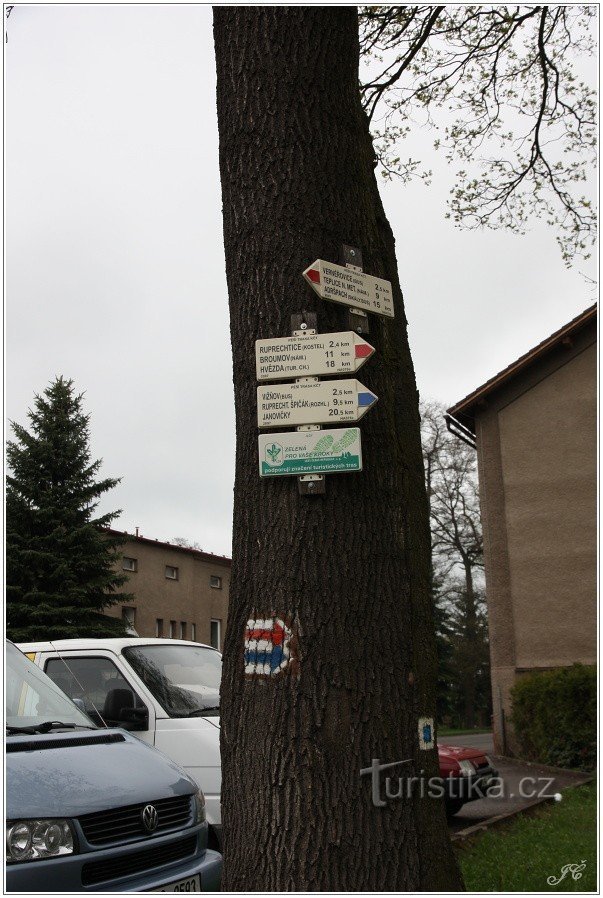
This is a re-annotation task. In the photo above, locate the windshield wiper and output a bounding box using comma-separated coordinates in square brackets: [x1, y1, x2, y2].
[6, 721, 95, 735]
[38, 721, 96, 732]
[37, 721, 78, 732]
[181, 706, 220, 717]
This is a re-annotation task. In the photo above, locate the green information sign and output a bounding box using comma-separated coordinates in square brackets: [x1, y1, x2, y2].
[259, 428, 362, 477]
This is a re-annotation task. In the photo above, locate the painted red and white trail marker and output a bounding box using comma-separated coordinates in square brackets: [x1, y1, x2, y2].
[255, 331, 375, 381]
[303, 259, 394, 318]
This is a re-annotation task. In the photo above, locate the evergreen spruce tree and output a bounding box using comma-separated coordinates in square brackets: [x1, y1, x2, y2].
[6, 376, 131, 641]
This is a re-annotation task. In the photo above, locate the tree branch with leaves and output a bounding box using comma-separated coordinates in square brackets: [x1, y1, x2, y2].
[359, 5, 597, 265]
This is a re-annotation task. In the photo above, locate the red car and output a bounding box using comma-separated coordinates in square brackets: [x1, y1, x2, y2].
[438, 743, 498, 816]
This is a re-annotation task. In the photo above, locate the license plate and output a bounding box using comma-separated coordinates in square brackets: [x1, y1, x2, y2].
[150, 874, 201, 892]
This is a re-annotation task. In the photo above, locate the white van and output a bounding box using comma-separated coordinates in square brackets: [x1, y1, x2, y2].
[19, 639, 223, 851]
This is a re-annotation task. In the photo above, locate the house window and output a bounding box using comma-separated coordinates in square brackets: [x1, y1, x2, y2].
[122, 607, 136, 633]
[123, 557, 138, 572]
[210, 575, 222, 589]
[191, 623, 196, 642]
[156, 618, 163, 637]
[169, 620, 176, 639]
[180, 621, 186, 640]
[165, 565, 179, 580]
[210, 619, 221, 650]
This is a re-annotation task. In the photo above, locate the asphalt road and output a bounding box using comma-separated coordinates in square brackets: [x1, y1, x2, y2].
[440, 733, 592, 834]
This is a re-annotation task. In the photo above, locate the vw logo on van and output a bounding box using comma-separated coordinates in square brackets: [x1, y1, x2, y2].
[141, 804, 159, 833]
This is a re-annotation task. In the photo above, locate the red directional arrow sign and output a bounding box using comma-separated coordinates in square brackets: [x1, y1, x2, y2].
[303, 259, 394, 318]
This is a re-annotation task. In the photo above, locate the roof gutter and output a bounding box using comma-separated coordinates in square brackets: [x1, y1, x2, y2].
[445, 413, 476, 450]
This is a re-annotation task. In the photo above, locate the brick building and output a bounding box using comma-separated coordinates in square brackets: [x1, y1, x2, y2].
[105, 529, 231, 650]
[447, 305, 596, 754]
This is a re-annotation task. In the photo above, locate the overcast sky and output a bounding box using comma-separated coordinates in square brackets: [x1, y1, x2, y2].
[6, 5, 597, 557]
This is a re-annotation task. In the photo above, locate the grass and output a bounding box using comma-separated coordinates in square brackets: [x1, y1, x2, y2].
[438, 727, 492, 737]
[457, 782, 597, 892]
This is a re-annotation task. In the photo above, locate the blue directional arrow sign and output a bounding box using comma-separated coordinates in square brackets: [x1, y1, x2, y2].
[358, 390, 377, 407]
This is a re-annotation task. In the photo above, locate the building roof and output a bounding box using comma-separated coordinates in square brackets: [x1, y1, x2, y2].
[447, 304, 597, 435]
[107, 529, 232, 568]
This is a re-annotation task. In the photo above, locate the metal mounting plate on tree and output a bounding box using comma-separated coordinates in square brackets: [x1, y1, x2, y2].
[257, 379, 378, 428]
[302, 259, 394, 318]
[259, 428, 362, 477]
[255, 331, 375, 381]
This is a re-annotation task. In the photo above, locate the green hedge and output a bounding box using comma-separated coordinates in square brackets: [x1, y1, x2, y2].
[511, 664, 596, 771]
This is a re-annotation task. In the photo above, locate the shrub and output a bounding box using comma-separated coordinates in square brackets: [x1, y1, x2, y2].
[511, 664, 596, 771]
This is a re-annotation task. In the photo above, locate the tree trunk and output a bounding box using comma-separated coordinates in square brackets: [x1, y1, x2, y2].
[213, 7, 463, 891]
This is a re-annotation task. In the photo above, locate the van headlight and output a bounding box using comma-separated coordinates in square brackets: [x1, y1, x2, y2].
[6, 820, 75, 863]
[458, 760, 475, 777]
[193, 792, 206, 824]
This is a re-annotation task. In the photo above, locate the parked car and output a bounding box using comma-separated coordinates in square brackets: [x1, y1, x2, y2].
[19, 639, 223, 850]
[438, 743, 498, 816]
[6, 641, 222, 892]
[20, 638, 497, 832]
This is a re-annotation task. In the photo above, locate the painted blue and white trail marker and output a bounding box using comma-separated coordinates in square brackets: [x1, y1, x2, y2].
[418, 717, 435, 750]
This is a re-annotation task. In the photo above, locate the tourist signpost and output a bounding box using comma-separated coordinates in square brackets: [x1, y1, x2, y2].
[254, 249, 392, 493]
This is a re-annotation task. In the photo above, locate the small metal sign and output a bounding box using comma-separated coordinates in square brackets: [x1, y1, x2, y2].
[257, 379, 378, 428]
[255, 331, 375, 381]
[302, 259, 394, 318]
[259, 428, 362, 477]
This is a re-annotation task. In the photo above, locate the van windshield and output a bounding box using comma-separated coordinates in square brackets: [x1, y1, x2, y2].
[6, 642, 95, 732]
[123, 644, 221, 718]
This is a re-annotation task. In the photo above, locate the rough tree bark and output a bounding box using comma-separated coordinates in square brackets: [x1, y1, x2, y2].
[214, 7, 463, 891]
